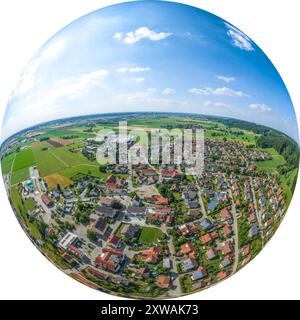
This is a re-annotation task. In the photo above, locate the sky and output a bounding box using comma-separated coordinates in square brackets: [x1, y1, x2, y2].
[2, 0, 299, 142]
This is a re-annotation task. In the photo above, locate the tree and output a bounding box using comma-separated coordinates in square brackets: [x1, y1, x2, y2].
[87, 230, 98, 242]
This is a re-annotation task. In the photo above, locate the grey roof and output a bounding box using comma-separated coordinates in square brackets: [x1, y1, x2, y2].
[96, 205, 117, 218]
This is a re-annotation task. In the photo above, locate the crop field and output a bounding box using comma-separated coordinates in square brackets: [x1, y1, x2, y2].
[58, 165, 107, 180]
[12, 148, 35, 171]
[1, 153, 15, 175]
[50, 147, 92, 167]
[11, 167, 30, 185]
[44, 173, 73, 189]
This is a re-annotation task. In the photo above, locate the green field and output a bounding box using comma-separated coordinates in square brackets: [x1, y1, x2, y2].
[36, 129, 95, 141]
[12, 148, 35, 171]
[255, 148, 286, 172]
[58, 165, 108, 180]
[138, 227, 165, 244]
[32, 143, 67, 176]
[1, 153, 15, 175]
[11, 167, 30, 185]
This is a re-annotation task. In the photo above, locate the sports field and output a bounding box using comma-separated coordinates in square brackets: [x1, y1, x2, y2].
[138, 227, 165, 244]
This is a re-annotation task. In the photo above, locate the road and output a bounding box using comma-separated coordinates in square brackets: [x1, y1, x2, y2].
[250, 177, 265, 248]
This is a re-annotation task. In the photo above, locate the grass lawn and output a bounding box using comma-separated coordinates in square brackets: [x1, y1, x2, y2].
[255, 148, 286, 172]
[138, 227, 165, 244]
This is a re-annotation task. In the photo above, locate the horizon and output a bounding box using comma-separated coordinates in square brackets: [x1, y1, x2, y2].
[1, 111, 298, 147]
[2, 1, 299, 142]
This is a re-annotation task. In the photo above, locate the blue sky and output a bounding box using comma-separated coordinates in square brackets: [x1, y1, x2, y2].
[2, 0, 299, 142]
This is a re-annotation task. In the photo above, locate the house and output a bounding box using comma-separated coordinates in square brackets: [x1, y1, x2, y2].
[200, 233, 212, 245]
[156, 275, 172, 288]
[95, 247, 124, 273]
[106, 175, 117, 184]
[220, 257, 232, 268]
[182, 258, 198, 272]
[239, 244, 251, 257]
[182, 191, 197, 201]
[180, 242, 197, 258]
[221, 224, 231, 237]
[200, 219, 213, 230]
[141, 247, 162, 264]
[99, 197, 113, 207]
[161, 169, 181, 179]
[127, 206, 146, 216]
[122, 224, 140, 240]
[217, 271, 229, 281]
[221, 241, 233, 255]
[179, 224, 191, 236]
[165, 214, 174, 226]
[211, 231, 219, 240]
[95, 205, 117, 219]
[41, 193, 54, 207]
[136, 267, 150, 279]
[206, 248, 217, 260]
[92, 217, 108, 236]
[248, 213, 256, 223]
[148, 195, 169, 205]
[188, 209, 202, 218]
[248, 223, 260, 238]
[163, 258, 172, 269]
[107, 235, 121, 248]
[185, 200, 199, 209]
[191, 266, 207, 281]
[220, 208, 231, 221]
[88, 268, 109, 281]
[59, 232, 78, 250]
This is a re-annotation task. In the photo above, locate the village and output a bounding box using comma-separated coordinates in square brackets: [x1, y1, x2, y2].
[3, 126, 287, 298]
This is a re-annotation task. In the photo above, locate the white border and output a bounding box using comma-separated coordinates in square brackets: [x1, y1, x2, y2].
[0, 0, 299, 300]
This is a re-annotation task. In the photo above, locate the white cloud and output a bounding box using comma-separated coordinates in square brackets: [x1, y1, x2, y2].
[216, 75, 236, 83]
[133, 77, 145, 82]
[147, 88, 158, 93]
[225, 23, 254, 51]
[162, 88, 176, 95]
[114, 27, 172, 45]
[117, 66, 150, 73]
[13, 39, 66, 97]
[22, 69, 109, 112]
[189, 87, 248, 97]
[204, 101, 231, 108]
[249, 103, 272, 112]
[113, 32, 122, 40]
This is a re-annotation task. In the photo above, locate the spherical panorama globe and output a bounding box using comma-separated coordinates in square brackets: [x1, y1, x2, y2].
[1, 0, 299, 299]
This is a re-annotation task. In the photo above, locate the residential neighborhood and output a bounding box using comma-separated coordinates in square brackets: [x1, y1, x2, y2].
[0, 113, 296, 298]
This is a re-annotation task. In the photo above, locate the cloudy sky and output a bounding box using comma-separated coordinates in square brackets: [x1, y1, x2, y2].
[2, 0, 298, 142]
